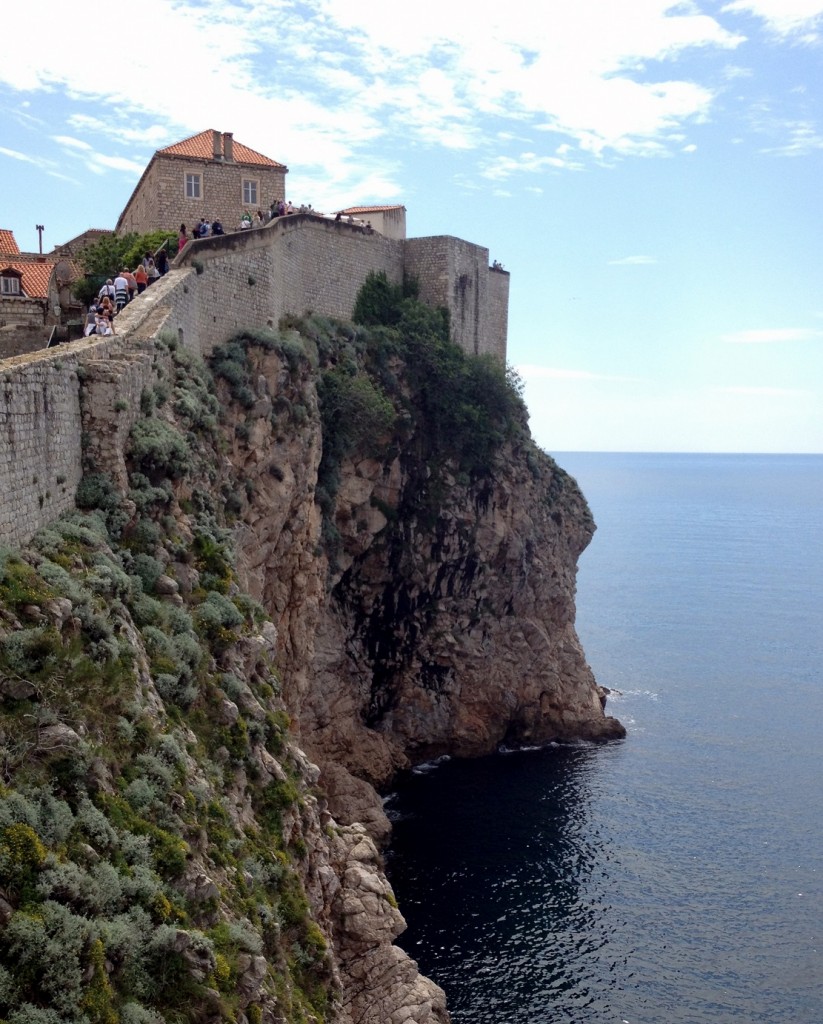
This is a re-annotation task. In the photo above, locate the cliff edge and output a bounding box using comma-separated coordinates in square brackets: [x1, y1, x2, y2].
[207, 291, 623, 836]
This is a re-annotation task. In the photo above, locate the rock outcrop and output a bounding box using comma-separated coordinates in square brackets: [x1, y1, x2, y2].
[221, 321, 624, 829]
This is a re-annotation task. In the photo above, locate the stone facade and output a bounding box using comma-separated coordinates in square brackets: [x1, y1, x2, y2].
[116, 130, 288, 236]
[338, 206, 407, 240]
[0, 351, 85, 543]
[51, 228, 112, 258]
[404, 235, 509, 361]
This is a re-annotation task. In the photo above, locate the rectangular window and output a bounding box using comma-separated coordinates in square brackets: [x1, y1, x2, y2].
[243, 179, 258, 205]
[185, 173, 201, 199]
[1, 277, 21, 295]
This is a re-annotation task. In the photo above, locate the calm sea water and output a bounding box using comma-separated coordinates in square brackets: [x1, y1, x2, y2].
[387, 453, 823, 1024]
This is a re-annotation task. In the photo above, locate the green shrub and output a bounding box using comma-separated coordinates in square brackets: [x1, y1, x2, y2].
[352, 270, 405, 326]
[317, 366, 395, 488]
[210, 341, 254, 408]
[0, 626, 63, 679]
[128, 474, 172, 514]
[75, 474, 129, 539]
[194, 592, 244, 650]
[0, 822, 47, 901]
[2, 901, 91, 1016]
[0, 557, 56, 611]
[128, 419, 190, 479]
[131, 554, 164, 592]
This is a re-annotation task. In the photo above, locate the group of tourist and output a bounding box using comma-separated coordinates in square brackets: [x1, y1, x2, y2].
[84, 250, 169, 336]
[181, 219, 225, 246]
[177, 200, 323, 250]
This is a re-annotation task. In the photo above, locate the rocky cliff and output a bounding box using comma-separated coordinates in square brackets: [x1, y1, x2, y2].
[217, 312, 623, 837]
[0, 297, 622, 1024]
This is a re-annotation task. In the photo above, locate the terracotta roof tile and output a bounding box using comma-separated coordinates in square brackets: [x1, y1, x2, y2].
[0, 229, 21, 255]
[158, 130, 285, 167]
[339, 205, 405, 215]
[0, 260, 55, 299]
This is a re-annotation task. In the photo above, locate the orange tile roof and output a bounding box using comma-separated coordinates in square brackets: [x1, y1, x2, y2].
[0, 260, 55, 299]
[0, 229, 21, 255]
[158, 130, 285, 167]
[339, 205, 405, 215]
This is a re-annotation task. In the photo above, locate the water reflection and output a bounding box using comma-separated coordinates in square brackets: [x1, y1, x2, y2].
[387, 745, 626, 1023]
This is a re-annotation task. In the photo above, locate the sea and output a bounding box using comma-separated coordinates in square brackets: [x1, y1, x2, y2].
[386, 453, 823, 1024]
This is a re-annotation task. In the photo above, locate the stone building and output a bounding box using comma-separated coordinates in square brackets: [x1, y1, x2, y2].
[116, 130, 288, 236]
[51, 228, 112, 258]
[337, 205, 407, 240]
[0, 228, 80, 350]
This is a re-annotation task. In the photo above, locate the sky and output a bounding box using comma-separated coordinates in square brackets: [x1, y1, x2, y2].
[1, 0, 822, 453]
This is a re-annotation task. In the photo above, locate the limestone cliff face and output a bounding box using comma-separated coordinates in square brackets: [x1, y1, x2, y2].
[310, 448, 622, 787]
[220, 323, 624, 828]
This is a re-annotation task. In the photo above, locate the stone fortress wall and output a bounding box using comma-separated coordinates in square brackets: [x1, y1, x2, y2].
[0, 213, 509, 547]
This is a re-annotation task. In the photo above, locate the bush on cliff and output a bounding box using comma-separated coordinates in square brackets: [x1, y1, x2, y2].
[349, 274, 527, 478]
[128, 419, 190, 480]
[352, 270, 420, 327]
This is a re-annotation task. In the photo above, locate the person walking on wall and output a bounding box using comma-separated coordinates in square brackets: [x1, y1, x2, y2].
[178, 224, 187, 252]
[122, 267, 137, 302]
[145, 257, 159, 286]
[113, 271, 129, 313]
[84, 304, 98, 336]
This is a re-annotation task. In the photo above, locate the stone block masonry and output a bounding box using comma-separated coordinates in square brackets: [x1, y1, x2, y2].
[0, 353, 85, 546]
[404, 235, 509, 361]
[0, 213, 509, 547]
[117, 151, 288, 237]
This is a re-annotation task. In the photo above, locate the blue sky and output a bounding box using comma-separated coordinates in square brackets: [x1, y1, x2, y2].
[1, 0, 822, 453]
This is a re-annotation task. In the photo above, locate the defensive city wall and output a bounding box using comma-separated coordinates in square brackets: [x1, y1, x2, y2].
[0, 213, 510, 547]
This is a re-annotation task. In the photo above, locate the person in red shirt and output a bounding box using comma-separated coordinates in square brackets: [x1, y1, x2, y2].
[134, 265, 148, 294]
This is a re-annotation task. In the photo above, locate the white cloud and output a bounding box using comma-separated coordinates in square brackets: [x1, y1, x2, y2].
[52, 135, 92, 151]
[86, 154, 147, 175]
[0, 145, 78, 184]
[760, 121, 823, 155]
[723, 63, 754, 79]
[0, 145, 40, 164]
[481, 151, 580, 180]
[722, 327, 823, 343]
[722, 0, 823, 37]
[608, 254, 658, 265]
[0, 0, 748, 192]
